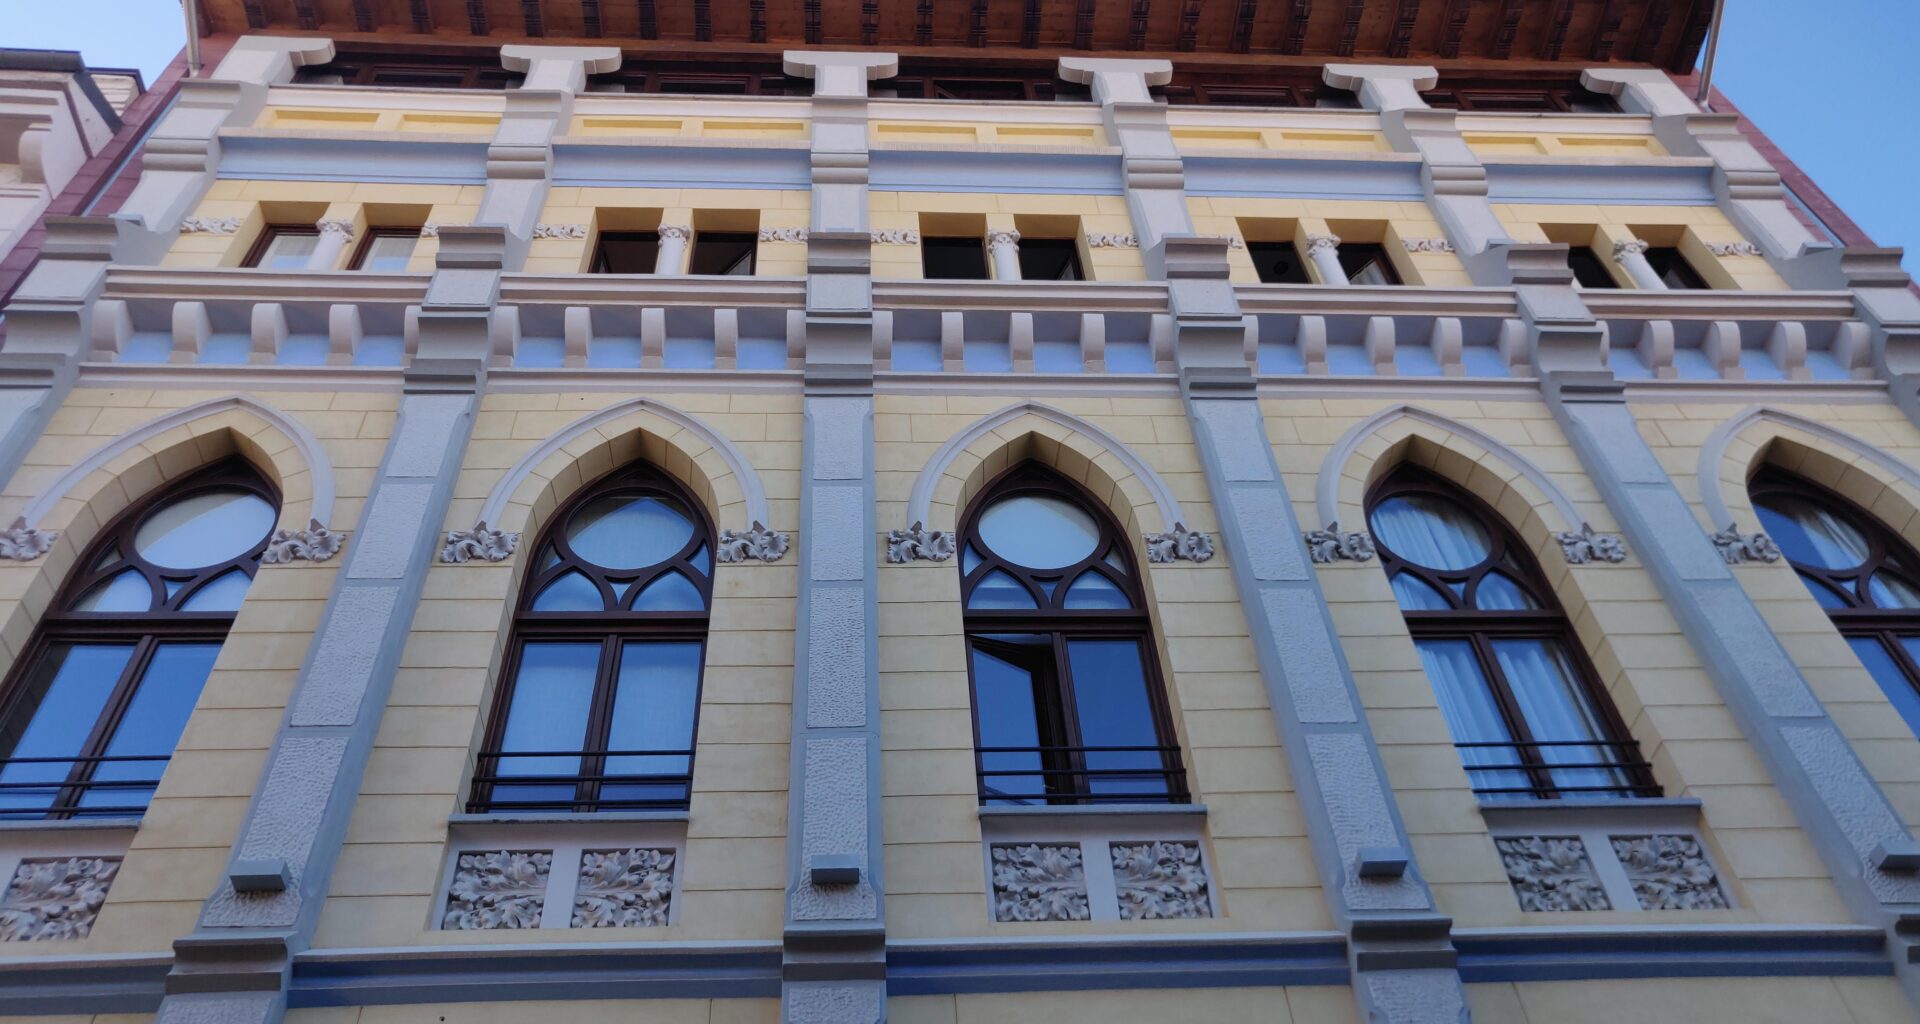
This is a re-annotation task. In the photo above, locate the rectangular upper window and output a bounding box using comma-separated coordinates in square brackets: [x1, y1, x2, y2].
[350, 228, 422, 272]
[592, 231, 661, 274]
[1645, 246, 1709, 290]
[1567, 246, 1618, 289]
[688, 232, 756, 276]
[246, 227, 319, 271]
[923, 236, 990, 280]
[1337, 243, 1402, 285]
[1016, 238, 1083, 281]
[1248, 241, 1310, 284]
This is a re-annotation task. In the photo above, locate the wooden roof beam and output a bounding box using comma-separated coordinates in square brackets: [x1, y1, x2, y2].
[1128, 0, 1152, 50]
[1542, 0, 1576, 60]
[1178, 0, 1204, 51]
[694, 0, 712, 41]
[1229, 0, 1259, 53]
[864, 0, 881, 45]
[1387, 0, 1421, 57]
[1334, 0, 1365, 56]
[581, 0, 602, 37]
[466, 0, 489, 36]
[1438, 0, 1469, 57]
[349, 0, 376, 30]
[292, 0, 320, 31]
[637, 0, 658, 40]
[1589, 0, 1626, 59]
[970, 0, 989, 46]
[1022, 0, 1043, 48]
[750, 0, 766, 42]
[1489, 0, 1524, 59]
[1282, 0, 1312, 55]
[522, 0, 544, 37]
[1632, 0, 1678, 61]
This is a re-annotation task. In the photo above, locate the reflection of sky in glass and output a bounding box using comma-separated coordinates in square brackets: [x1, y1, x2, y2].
[1754, 493, 1869, 570]
[978, 495, 1098, 569]
[134, 490, 275, 569]
[568, 496, 693, 569]
[1369, 493, 1491, 570]
[0, 644, 135, 813]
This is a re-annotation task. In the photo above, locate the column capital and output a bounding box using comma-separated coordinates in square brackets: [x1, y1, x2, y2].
[1306, 233, 1342, 253]
[210, 35, 336, 87]
[500, 45, 622, 93]
[1057, 57, 1173, 105]
[1323, 63, 1438, 112]
[1579, 67, 1698, 118]
[783, 50, 899, 98]
[1611, 238, 1651, 260]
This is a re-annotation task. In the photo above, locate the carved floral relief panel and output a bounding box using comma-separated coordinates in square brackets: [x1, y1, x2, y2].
[990, 842, 1090, 922]
[572, 847, 676, 927]
[441, 849, 551, 930]
[987, 835, 1216, 923]
[1495, 836, 1610, 912]
[1611, 834, 1730, 911]
[0, 856, 121, 941]
[1110, 840, 1214, 920]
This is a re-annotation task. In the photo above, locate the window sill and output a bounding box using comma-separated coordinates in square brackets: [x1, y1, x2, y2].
[1478, 797, 1702, 831]
[0, 817, 141, 833]
[977, 803, 1208, 823]
[447, 811, 690, 828]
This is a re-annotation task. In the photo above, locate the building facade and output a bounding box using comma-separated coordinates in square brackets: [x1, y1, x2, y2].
[1, 2, 1919, 1023]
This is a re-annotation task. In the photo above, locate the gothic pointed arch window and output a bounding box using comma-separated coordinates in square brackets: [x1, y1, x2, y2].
[1367, 465, 1657, 801]
[959, 462, 1188, 806]
[1750, 465, 1920, 738]
[469, 462, 713, 814]
[0, 458, 279, 820]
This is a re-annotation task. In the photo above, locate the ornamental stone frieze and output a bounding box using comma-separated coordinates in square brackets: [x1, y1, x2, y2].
[0, 856, 121, 941]
[571, 847, 676, 927]
[440, 849, 551, 930]
[531, 223, 589, 239]
[1085, 233, 1138, 249]
[441, 521, 521, 563]
[1304, 522, 1375, 563]
[759, 226, 808, 244]
[1705, 241, 1764, 258]
[1143, 523, 1216, 563]
[1110, 840, 1213, 920]
[1495, 836, 1610, 912]
[886, 521, 956, 563]
[179, 216, 242, 234]
[1611, 835, 1730, 910]
[262, 519, 343, 563]
[989, 843, 1089, 922]
[870, 228, 920, 245]
[0, 517, 55, 561]
[1710, 523, 1783, 564]
[1554, 523, 1628, 565]
[1400, 237, 1455, 253]
[716, 521, 790, 563]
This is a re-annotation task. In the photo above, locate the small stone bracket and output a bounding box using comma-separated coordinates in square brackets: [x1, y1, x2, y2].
[1711, 523, 1782, 564]
[229, 858, 290, 893]
[1356, 846, 1411, 879]
[1555, 522, 1627, 565]
[808, 854, 862, 886]
[887, 521, 956, 563]
[1873, 838, 1920, 873]
[1305, 523, 1374, 563]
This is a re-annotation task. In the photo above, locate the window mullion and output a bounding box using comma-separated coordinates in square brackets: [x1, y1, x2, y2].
[1044, 633, 1084, 803]
[56, 634, 159, 817]
[1466, 629, 1556, 799]
[578, 635, 623, 812]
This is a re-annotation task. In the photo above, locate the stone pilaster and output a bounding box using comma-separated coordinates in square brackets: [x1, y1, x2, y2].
[481, 46, 619, 270]
[153, 235, 497, 1024]
[777, 49, 896, 1024]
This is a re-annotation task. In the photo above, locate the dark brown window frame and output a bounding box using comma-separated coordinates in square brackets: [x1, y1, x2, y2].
[590, 230, 662, 275]
[1369, 465, 1657, 801]
[0, 458, 278, 819]
[468, 462, 714, 815]
[1752, 465, 1920, 706]
[243, 225, 319, 270]
[959, 462, 1189, 806]
[347, 227, 424, 271]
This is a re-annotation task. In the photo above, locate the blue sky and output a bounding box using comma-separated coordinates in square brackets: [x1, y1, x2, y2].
[8, 0, 1917, 268]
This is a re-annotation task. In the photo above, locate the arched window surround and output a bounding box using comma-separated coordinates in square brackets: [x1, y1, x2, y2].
[468, 460, 715, 815]
[958, 461, 1189, 807]
[1368, 465, 1658, 802]
[0, 457, 279, 820]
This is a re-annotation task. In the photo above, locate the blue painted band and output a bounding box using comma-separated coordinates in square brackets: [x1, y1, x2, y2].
[287, 944, 784, 1008]
[217, 136, 489, 184]
[1183, 156, 1426, 201]
[1454, 927, 1892, 983]
[1483, 162, 1716, 205]
[885, 935, 1350, 996]
[869, 149, 1125, 195]
[553, 144, 812, 190]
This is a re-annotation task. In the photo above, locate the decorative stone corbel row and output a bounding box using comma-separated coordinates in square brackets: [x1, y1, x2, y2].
[1144, 524, 1216, 563]
[262, 519, 343, 563]
[1706, 241, 1764, 258]
[1086, 233, 1139, 249]
[886, 521, 955, 563]
[1401, 237, 1455, 253]
[1554, 523, 1628, 565]
[179, 216, 242, 235]
[1711, 523, 1783, 564]
[531, 223, 589, 239]
[717, 521, 791, 563]
[0, 517, 56, 560]
[441, 521, 520, 563]
[1304, 523, 1374, 563]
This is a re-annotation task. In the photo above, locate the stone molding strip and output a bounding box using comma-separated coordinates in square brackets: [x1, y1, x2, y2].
[477, 395, 778, 535]
[20, 394, 337, 535]
[903, 400, 1192, 538]
[1696, 405, 1920, 537]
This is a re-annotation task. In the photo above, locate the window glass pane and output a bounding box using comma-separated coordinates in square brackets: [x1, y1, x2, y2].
[962, 544, 984, 575]
[0, 644, 135, 816]
[1797, 571, 1849, 609]
[567, 495, 695, 570]
[977, 494, 1100, 569]
[256, 231, 318, 270]
[1752, 492, 1870, 570]
[74, 570, 152, 612]
[1067, 639, 1168, 799]
[967, 569, 1037, 610]
[593, 232, 660, 274]
[631, 571, 704, 611]
[688, 232, 756, 276]
[602, 642, 702, 806]
[1247, 241, 1309, 284]
[1390, 573, 1451, 611]
[1369, 493, 1492, 570]
[1491, 638, 1631, 798]
[80, 643, 220, 813]
[1870, 572, 1920, 610]
[922, 237, 990, 280]
[493, 642, 600, 805]
[179, 569, 252, 612]
[1017, 239, 1082, 281]
[531, 570, 603, 612]
[134, 489, 276, 570]
[1853, 637, 1920, 740]
[357, 233, 418, 271]
[1414, 638, 1530, 798]
[1062, 571, 1130, 610]
[1474, 573, 1540, 611]
[970, 640, 1047, 803]
[1567, 247, 1618, 289]
[689, 544, 710, 576]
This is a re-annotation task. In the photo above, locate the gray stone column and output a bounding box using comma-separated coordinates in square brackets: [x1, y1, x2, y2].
[1305, 233, 1347, 286]
[116, 35, 334, 265]
[1324, 64, 1516, 286]
[482, 46, 619, 270]
[153, 236, 498, 1024]
[986, 229, 1022, 281]
[1610, 238, 1668, 290]
[0, 215, 131, 492]
[778, 49, 895, 1024]
[1522, 281, 1920, 1015]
